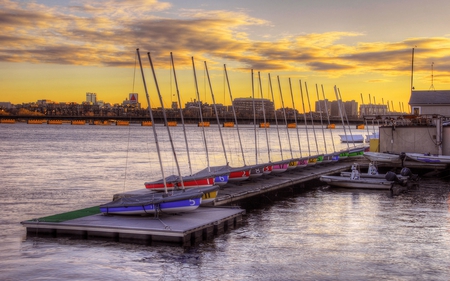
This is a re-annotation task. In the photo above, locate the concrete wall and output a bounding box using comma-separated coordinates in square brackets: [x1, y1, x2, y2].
[379, 126, 440, 154]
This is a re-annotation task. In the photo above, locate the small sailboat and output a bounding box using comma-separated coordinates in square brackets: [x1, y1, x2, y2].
[100, 49, 204, 216]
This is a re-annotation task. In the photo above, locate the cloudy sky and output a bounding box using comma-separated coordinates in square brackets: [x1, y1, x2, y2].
[1, 0, 450, 111]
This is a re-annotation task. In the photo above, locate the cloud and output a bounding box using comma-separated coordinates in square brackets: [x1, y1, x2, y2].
[0, 0, 449, 80]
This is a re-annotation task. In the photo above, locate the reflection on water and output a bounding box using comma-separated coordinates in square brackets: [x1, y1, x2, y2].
[1, 123, 450, 280]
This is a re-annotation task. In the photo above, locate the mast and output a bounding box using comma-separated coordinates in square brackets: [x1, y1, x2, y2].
[224, 64, 246, 166]
[289, 78, 303, 158]
[260, 73, 271, 163]
[277, 76, 295, 161]
[136, 48, 168, 193]
[316, 84, 328, 156]
[252, 69, 258, 164]
[191, 57, 211, 171]
[337, 88, 357, 148]
[305, 82, 320, 157]
[269, 74, 285, 162]
[204, 61, 229, 165]
[321, 85, 336, 153]
[300, 80, 312, 158]
[334, 85, 350, 151]
[171, 52, 192, 176]
[147, 52, 185, 189]
[411, 47, 415, 91]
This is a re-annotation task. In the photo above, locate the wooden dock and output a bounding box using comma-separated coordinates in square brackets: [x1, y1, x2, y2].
[21, 160, 356, 246]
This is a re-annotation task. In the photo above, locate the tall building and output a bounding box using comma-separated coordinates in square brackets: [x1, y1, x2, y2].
[232, 98, 274, 118]
[315, 99, 331, 115]
[86, 92, 96, 104]
[330, 100, 358, 117]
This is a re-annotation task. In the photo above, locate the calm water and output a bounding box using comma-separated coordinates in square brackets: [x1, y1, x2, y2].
[1, 123, 450, 280]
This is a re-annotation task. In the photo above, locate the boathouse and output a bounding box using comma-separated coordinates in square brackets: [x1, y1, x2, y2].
[409, 90, 450, 116]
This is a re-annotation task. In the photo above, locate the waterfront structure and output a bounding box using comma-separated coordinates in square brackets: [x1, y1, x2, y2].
[359, 104, 388, 117]
[409, 90, 450, 116]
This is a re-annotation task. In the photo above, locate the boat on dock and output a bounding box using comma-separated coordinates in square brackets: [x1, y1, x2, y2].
[99, 188, 204, 215]
[405, 153, 450, 164]
[364, 152, 403, 164]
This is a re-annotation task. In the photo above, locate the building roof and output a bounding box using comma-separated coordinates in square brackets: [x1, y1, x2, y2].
[409, 90, 450, 105]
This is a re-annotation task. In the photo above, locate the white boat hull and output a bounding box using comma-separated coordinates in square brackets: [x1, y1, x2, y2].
[406, 153, 450, 164]
[320, 175, 394, 190]
[364, 152, 402, 164]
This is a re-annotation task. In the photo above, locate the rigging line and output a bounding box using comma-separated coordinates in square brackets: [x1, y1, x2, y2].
[123, 114, 132, 192]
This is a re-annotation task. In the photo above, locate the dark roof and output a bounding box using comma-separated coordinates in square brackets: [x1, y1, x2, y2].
[409, 90, 450, 105]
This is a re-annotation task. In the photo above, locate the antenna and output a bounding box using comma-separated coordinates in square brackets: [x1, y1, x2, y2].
[429, 62, 435, 91]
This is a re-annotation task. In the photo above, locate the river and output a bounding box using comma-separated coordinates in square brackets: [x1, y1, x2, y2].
[1, 123, 450, 280]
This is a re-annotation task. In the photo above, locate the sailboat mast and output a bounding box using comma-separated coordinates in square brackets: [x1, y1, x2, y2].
[334, 86, 351, 151]
[224, 64, 246, 166]
[260, 72, 271, 162]
[337, 88, 357, 148]
[300, 80, 312, 157]
[269, 73, 284, 161]
[192, 57, 211, 171]
[277, 76, 294, 159]
[289, 78, 303, 158]
[204, 61, 229, 165]
[305, 82, 320, 155]
[136, 49, 168, 193]
[170, 52, 193, 176]
[252, 69, 258, 164]
[315, 84, 328, 155]
[321, 85, 336, 153]
[147, 52, 184, 189]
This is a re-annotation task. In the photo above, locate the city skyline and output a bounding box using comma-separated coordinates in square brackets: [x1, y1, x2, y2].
[1, 0, 450, 112]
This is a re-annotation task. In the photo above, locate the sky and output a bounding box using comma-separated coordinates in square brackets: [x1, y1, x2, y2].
[1, 0, 450, 112]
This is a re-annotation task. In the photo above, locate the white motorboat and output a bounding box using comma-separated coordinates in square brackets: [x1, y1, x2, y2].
[405, 153, 450, 164]
[363, 152, 403, 164]
[320, 163, 406, 190]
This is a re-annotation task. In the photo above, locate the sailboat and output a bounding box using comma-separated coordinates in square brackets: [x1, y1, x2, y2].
[320, 85, 339, 162]
[267, 73, 290, 173]
[304, 82, 324, 164]
[286, 78, 308, 168]
[190, 57, 229, 186]
[299, 80, 318, 166]
[144, 53, 216, 192]
[100, 49, 204, 215]
[277, 76, 298, 169]
[194, 61, 250, 182]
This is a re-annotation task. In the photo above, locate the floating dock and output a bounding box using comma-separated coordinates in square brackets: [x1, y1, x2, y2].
[21, 161, 356, 246]
[21, 206, 245, 247]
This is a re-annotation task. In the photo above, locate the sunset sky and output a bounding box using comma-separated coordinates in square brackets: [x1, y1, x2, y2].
[1, 0, 450, 112]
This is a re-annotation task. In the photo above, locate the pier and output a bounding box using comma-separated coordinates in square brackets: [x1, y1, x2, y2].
[21, 160, 356, 247]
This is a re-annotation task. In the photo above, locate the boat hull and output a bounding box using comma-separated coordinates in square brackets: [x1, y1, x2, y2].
[320, 175, 394, 190]
[406, 153, 450, 164]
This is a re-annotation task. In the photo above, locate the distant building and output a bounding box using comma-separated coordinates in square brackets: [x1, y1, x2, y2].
[122, 93, 141, 108]
[330, 100, 358, 117]
[86, 92, 96, 104]
[315, 99, 331, 115]
[233, 98, 274, 117]
[359, 104, 388, 117]
[409, 90, 450, 116]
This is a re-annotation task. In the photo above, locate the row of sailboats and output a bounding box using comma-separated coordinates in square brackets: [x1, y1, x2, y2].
[100, 49, 368, 216]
